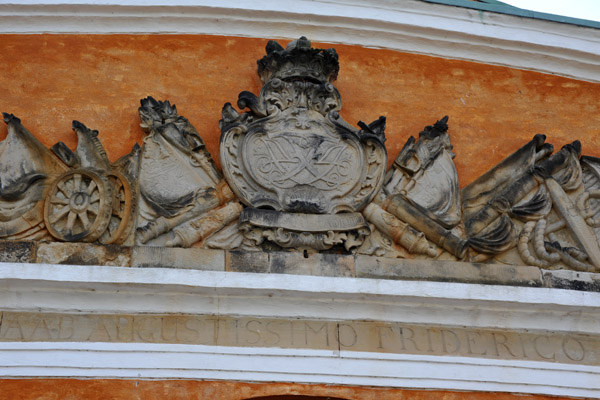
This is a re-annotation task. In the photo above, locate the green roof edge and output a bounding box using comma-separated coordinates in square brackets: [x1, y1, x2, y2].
[422, 0, 600, 29]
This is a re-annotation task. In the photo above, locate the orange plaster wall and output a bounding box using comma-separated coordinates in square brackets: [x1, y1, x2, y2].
[0, 34, 598, 187]
[0, 35, 596, 398]
[0, 379, 575, 400]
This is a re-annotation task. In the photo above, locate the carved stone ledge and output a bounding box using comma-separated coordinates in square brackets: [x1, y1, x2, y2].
[0, 241, 36, 263]
[542, 269, 600, 292]
[36, 242, 131, 267]
[131, 246, 225, 271]
[239, 208, 370, 251]
[4, 240, 600, 292]
[355, 255, 543, 288]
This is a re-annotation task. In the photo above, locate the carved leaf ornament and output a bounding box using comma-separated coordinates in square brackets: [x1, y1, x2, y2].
[0, 37, 599, 272]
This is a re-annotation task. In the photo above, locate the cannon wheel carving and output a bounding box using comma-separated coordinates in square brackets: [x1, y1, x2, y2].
[99, 171, 135, 244]
[43, 169, 112, 242]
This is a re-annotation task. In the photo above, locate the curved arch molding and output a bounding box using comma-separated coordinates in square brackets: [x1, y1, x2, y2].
[0, 0, 599, 82]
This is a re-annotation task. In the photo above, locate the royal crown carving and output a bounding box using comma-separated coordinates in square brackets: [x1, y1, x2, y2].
[1, 37, 600, 273]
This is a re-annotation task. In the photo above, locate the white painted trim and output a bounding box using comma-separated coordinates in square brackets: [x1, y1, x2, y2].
[1, 262, 600, 334]
[1, 262, 600, 396]
[0, 0, 599, 82]
[0, 342, 599, 398]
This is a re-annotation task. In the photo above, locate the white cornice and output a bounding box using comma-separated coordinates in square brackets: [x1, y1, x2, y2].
[1, 262, 599, 334]
[0, 0, 599, 82]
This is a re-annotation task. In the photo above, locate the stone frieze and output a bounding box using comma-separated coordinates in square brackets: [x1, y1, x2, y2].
[1, 37, 600, 273]
[1, 311, 597, 366]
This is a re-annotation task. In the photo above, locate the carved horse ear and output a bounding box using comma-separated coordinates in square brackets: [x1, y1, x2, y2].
[265, 40, 284, 54]
[140, 96, 159, 109]
[2, 112, 20, 125]
[433, 115, 449, 132]
[221, 103, 241, 126]
[357, 116, 386, 143]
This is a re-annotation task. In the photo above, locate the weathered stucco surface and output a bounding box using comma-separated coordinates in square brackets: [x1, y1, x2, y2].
[0, 34, 598, 187]
[0, 379, 576, 399]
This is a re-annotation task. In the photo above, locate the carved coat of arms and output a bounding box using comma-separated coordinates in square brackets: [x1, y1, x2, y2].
[219, 37, 387, 251]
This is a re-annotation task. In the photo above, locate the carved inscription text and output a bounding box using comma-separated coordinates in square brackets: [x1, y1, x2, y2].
[0, 312, 597, 366]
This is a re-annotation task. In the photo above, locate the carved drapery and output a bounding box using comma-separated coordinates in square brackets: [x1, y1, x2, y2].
[1, 37, 599, 273]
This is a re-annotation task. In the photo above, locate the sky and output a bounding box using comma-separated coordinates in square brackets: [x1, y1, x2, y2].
[501, 0, 600, 22]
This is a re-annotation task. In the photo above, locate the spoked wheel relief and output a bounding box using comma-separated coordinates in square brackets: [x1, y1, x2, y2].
[44, 169, 112, 242]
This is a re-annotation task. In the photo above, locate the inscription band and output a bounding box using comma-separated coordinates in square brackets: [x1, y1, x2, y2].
[0, 311, 597, 366]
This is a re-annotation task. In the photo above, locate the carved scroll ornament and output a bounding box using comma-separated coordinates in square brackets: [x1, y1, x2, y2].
[0, 36, 599, 273]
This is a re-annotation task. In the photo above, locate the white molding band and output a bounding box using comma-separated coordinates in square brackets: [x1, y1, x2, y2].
[1, 262, 600, 397]
[1, 262, 600, 334]
[0, 0, 599, 82]
[1, 342, 599, 398]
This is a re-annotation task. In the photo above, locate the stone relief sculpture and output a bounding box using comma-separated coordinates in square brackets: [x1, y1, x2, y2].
[47, 120, 140, 245]
[219, 37, 387, 251]
[0, 114, 67, 241]
[1, 36, 599, 273]
[0, 114, 140, 245]
[135, 96, 239, 248]
[361, 116, 465, 260]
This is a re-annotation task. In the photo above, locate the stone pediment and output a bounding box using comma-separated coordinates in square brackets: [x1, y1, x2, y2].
[0, 37, 599, 275]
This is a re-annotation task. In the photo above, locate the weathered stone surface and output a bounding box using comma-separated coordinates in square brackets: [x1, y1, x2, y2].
[36, 242, 130, 267]
[270, 252, 354, 277]
[45, 121, 140, 246]
[132, 246, 224, 271]
[382, 116, 462, 230]
[135, 97, 233, 248]
[0, 241, 36, 263]
[542, 269, 600, 292]
[221, 38, 386, 215]
[226, 250, 269, 273]
[361, 202, 438, 258]
[0, 114, 68, 242]
[355, 255, 542, 287]
[1, 311, 598, 366]
[220, 37, 386, 252]
[225, 250, 354, 277]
